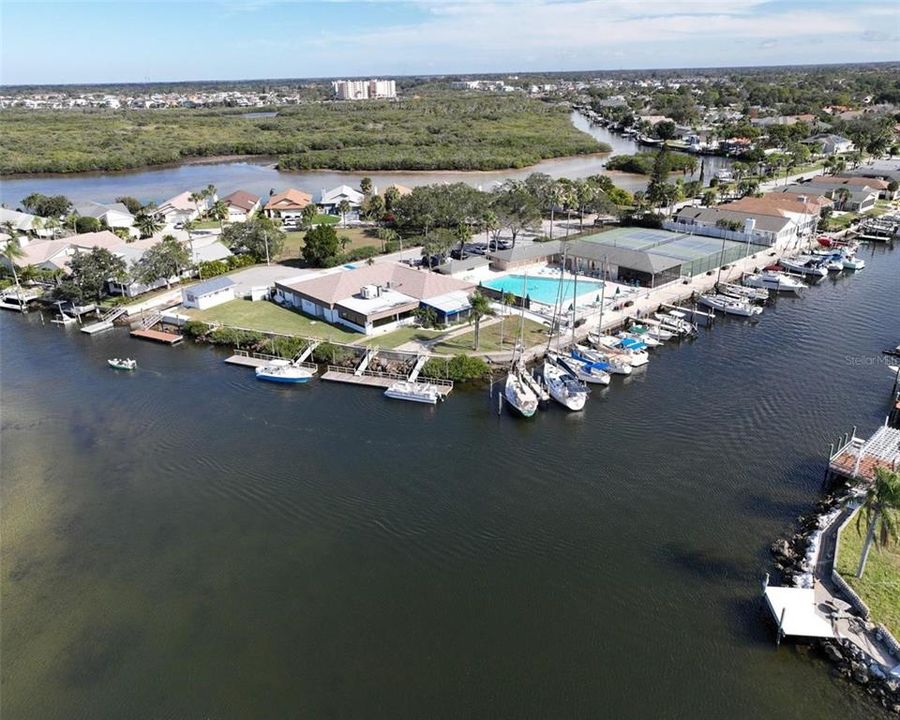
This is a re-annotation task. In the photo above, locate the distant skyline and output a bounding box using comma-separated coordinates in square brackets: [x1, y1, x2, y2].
[1, 0, 898, 86]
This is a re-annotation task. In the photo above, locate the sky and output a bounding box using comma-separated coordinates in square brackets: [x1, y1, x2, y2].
[1, 0, 898, 85]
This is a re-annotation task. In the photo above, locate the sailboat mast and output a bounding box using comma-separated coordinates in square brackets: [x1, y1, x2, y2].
[570, 258, 578, 345]
[597, 256, 607, 335]
[549, 245, 568, 352]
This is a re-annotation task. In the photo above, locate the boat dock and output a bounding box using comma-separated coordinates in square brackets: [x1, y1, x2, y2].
[322, 365, 453, 396]
[827, 424, 900, 482]
[81, 307, 126, 334]
[130, 328, 184, 345]
[225, 349, 317, 373]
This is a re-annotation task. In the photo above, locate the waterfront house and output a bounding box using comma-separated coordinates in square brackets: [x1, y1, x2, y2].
[73, 201, 135, 232]
[800, 133, 854, 156]
[274, 262, 475, 335]
[783, 179, 878, 212]
[264, 188, 312, 224]
[14, 239, 74, 272]
[221, 190, 261, 223]
[181, 276, 236, 310]
[667, 206, 797, 247]
[319, 185, 365, 214]
[158, 191, 211, 225]
[0, 207, 52, 240]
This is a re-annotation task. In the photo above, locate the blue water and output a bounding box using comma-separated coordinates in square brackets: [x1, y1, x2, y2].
[482, 274, 605, 305]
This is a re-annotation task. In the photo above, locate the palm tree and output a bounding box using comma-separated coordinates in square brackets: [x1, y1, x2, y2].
[360, 177, 373, 196]
[182, 219, 197, 269]
[209, 200, 228, 231]
[189, 191, 205, 222]
[301, 203, 318, 229]
[834, 187, 852, 211]
[855, 467, 900, 578]
[377, 228, 400, 253]
[467, 291, 494, 351]
[337, 199, 352, 227]
[547, 182, 563, 240]
[134, 212, 162, 239]
[1, 237, 25, 288]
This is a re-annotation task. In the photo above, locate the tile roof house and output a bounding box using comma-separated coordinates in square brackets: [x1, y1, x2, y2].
[0, 207, 52, 239]
[799, 133, 854, 155]
[319, 185, 365, 212]
[274, 262, 475, 335]
[264, 189, 312, 221]
[73, 201, 135, 229]
[157, 191, 213, 224]
[221, 190, 261, 222]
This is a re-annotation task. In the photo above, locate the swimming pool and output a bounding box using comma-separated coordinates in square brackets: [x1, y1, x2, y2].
[482, 274, 606, 305]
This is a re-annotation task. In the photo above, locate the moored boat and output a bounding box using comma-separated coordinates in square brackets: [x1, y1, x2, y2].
[504, 367, 539, 417]
[554, 350, 612, 385]
[255, 360, 314, 384]
[573, 345, 632, 375]
[779, 255, 829, 278]
[542, 360, 587, 411]
[715, 281, 769, 304]
[590, 333, 650, 366]
[697, 293, 763, 317]
[742, 270, 806, 295]
[384, 380, 441, 404]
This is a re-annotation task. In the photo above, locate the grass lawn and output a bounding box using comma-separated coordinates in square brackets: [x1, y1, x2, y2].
[312, 214, 339, 225]
[277, 227, 384, 262]
[191, 220, 222, 230]
[184, 299, 361, 342]
[362, 325, 446, 349]
[835, 510, 900, 637]
[432, 317, 551, 354]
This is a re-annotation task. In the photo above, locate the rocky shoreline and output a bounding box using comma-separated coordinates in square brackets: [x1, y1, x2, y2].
[770, 482, 900, 715]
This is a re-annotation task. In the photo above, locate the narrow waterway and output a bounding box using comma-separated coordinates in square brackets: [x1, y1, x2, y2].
[2, 244, 897, 719]
[0, 112, 732, 206]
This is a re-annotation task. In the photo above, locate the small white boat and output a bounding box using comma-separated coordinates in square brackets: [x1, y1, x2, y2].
[504, 368, 539, 417]
[742, 271, 806, 295]
[51, 313, 77, 326]
[573, 345, 632, 375]
[542, 361, 587, 411]
[631, 320, 674, 342]
[553, 351, 611, 386]
[255, 361, 314, 384]
[618, 329, 662, 348]
[888, 365, 899, 377]
[653, 311, 697, 336]
[842, 255, 865, 270]
[698, 293, 763, 317]
[107, 357, 137, 371]
[715, 282, 769, 304]
[591, 334, 650, 367]
[384, 380, 441, 404]
[779, 256, 829, 278]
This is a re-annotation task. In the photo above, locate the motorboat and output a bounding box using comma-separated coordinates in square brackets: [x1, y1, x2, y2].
[553, 350, 612, 386]
[384, 380, 441, 404]
[617, 329, 662, 348]
[542, 360, 587, 411]
[715, 281, 769, 304]
[631, 320, 674, 342]
[742, 270, 806, 295]
[842, 255, 866, 270]
[107, 358, 137, 371]
[653, 311, 697, 337]
[590, 334, 650, 367]
[778, 255, 829, 278]
[255, 360, 314, 384]
[504, 367, 539, 417]
[697, 293, 763, 317]
[573, 345, 632, 375]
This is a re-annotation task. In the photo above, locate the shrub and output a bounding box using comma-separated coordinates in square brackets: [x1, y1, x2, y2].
[312, 341, 356, 365]
[208, 327, 264, 347]
[420, 354, 489, 382]
[183, 320, 211, 337]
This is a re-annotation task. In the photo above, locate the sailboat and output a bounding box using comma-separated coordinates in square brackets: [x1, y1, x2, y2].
[542, 358, 587, 411]
[742, 270, 806, 295]
[551, 349, 611, 386]
[697, 293, 763, 317]
[504, 273, 540, 418]
[590, 334, 650, 366]
[573, 344, 632, 375]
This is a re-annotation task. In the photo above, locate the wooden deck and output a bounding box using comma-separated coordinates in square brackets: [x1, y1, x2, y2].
[322, 368, 453, 396]
[130, 328, 184, 345]
[829, 426, 900, 482]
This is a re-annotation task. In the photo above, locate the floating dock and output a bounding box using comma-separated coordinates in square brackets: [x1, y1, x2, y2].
[322, 365, 453, 396]
[225, 350, 317, 373]
[130, 328, 184, 345]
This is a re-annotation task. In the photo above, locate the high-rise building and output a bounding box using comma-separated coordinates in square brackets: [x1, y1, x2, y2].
[332, 79, 396, 100]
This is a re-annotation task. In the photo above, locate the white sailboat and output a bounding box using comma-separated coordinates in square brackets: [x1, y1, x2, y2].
[590, 333, 650, 366]
[573, 344, 632, 375]
[542, 360, 587, 411]
[697, 294, 763, 317]
[742, 270, 806, 295]
[715, 281, 769, 304]
[504, 366, 539, 417]
[779, 255, 829, 278]
[552, 350, 611, 386]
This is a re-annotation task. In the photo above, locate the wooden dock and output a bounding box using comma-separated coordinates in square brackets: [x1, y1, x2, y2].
[322, 366, 453, 396]
[829, 425, 900, 482]
[225, 350, 317, 372]
[130, 328, 184, 345]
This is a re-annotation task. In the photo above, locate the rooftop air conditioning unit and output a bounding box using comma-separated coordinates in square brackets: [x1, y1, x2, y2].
[361, 284, 379, 299]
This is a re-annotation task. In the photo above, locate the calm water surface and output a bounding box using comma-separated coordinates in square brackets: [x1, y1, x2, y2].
[0, 113, 731, 206]
[2, 245, 898, 719]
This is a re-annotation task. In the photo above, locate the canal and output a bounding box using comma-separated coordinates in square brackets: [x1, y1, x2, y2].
[2, 244, 897, 718]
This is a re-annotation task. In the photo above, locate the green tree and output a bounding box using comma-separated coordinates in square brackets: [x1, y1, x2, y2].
[21, 193, 71, 218]
[73, 216, 102, 234]
[645, 147, 670, 208]
[221, 216, 285, 261]
[467, 291, 494, 351]
[302, 224, 340, 267]
[854, 467, 900, 578]
[337, 199, 352, 227]
[133, 235, 191, 288]
[361, 193, 385, 221]
[209, 199, 228, 230]
[492, 181, 541, 247]
[61, 247, 127, 302]
[360, 177, 373, 196]
[383, 186, 401, 212]
[301, 203, 318, 229]
[376, 227, 400, 253]
[134, 211, 162, 239]
[115, 196, 143, 215]
[1, 237, 25, 288]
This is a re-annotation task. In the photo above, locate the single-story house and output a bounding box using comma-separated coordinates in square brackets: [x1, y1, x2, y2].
[319, 185, 365, 214]
[157, 191, 214, 225]
[274, 262, 475, 335]
[800, 133, 854, 155]
[73, 201, 135, 230]
[221, 190, 261, 222]
[784, 180, 878, 212]
[0, 207, 52, 239]
[803, 174, 896, 201]
[264, 189, 312, 223]
[14, 239, 75, 272]
[182, 276, 236, 310]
